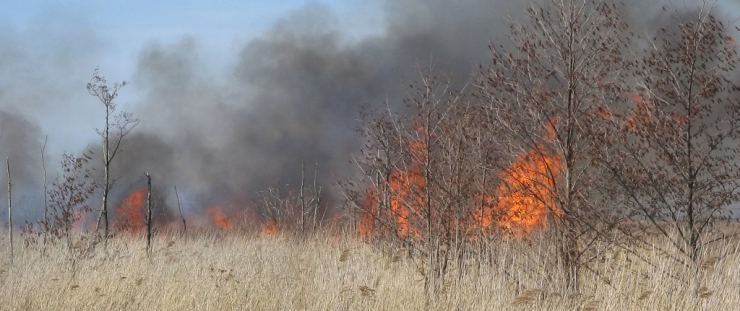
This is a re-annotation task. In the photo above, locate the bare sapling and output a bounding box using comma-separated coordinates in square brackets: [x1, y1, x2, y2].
[87, 68, 139, 246]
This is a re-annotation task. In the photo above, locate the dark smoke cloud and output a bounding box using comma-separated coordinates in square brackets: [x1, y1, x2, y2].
[120, 1, 528, 209]
[0, 13, 108, 221]
[0, 112, 42, 186]
[1, 0, 730, 223]
[71, 0, 720, 213]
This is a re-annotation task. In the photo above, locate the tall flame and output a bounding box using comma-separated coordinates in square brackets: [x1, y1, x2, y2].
[358, 132, 428, 238]
[113, 188, 147, 232]
[360, 126, 562, 238]
[388, 166, 426, 237]
[491, 149, 562, 236]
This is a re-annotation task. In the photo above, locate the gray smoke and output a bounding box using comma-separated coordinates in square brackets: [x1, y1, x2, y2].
[115, 0, 524, 212]
[0, 112, 42, 201]
[1, 0, 731, 223]
[0, 11, 109, 221]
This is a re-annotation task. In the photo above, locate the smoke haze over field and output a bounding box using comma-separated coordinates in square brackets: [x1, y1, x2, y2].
[121, 0, 521, 209]
[0, 0, 736, 223]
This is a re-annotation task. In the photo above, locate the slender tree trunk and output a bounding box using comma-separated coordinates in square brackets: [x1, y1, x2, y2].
[174, 186, 187, 236]
[145, 172, 152, 254]
[87, 69, 137, 247]
[97, 108, 110, 246]
[300, 162, 305, 236]
[40, 136, 48, 247]
[7, 157, 13, 264]
[564, 228, 579, 291]
[312, 162, 320, 231]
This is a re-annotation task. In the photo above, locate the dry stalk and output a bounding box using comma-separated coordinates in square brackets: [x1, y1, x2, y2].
[511, 288, 544, 306]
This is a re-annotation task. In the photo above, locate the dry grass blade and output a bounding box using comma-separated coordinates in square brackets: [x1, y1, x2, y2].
[700, 256, 720, 271]
[697, 286, 714, 299]
[439, 279, 454, 295]
[72, 240, 85, 250]
[384, 249, 406, 270]
[339, 249, 350, 263]
[638, 290, 652, 301]
[358, 285, 376, 297]
[699, 291, 714, 299]
[511, 288, 543, 306]
[582, 299, 601, 311]
[391, 249, 405, 263]
[373, 275, 382, 288]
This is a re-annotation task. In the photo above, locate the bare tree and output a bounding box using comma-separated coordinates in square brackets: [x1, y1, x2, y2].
[342, 68, 500, 295]
[595, 2, 740, 268]
[478, 0, 633, 290]
[87, 68, 139, 244]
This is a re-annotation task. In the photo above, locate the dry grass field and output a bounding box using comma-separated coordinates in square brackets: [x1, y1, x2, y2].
[0, 231, 739, 310]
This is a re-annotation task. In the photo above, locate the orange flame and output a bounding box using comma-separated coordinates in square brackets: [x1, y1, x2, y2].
[113, 188, 147, 232]
[388, 167, 426, 237]
[260, 220, 278, 236]
[358, 132, 428, 238]
[492, 149, 562, 236]
[207, 206, 235, 230]
[360, 125, 562, 238]
[358, 188, 379, 237]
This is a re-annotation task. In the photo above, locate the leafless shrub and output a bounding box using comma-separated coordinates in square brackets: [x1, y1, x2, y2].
[23, 151, 97, 261]
[340, 66, 503, 295]
[254, 163, 325, 236]
[478, 0, 634, 290]
[593, 1, 740, 272]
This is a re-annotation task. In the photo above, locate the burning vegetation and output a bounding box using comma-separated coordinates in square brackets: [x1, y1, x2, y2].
[358, 127, 563, 239]
[112, 188, 147, 232]
[487, 149, 563, 236]
[6, 0, 740, 299]
[101, 183, 319, 236]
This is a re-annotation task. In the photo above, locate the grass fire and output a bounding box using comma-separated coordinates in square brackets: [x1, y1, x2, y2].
[3, 0, 740, 310]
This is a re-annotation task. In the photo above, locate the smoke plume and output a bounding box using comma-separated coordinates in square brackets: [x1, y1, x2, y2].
[0, 0, 732, 224]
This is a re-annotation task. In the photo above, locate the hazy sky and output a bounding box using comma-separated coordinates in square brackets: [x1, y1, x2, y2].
[0, 0, 392, 219]
[2, 0, 734, 159]
[0, 0, 383, 154]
